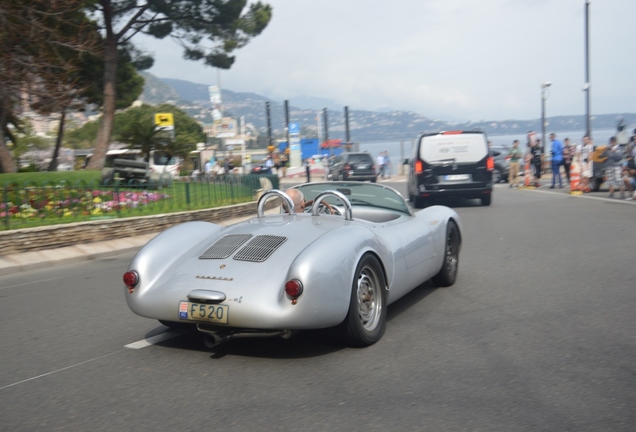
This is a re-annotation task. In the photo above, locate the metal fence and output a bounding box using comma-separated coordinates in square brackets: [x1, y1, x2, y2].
[1, 174, 279, 230]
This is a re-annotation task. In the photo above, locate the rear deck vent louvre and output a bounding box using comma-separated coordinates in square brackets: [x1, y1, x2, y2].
[199, 234, 253, 259]
[233, 235, 287, 262]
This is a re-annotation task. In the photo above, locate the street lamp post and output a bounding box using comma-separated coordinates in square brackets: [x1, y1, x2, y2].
[541, 82, 552, 153]
[584, 0, 591, 137]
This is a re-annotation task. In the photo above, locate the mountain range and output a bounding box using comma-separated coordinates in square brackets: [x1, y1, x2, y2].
[139, 72, 635, 142]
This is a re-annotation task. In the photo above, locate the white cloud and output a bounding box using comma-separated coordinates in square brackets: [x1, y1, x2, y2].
[140, 0, 636, 121]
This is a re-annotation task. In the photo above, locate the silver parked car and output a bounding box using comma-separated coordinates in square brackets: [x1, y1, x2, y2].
[123, 181, 462, 347]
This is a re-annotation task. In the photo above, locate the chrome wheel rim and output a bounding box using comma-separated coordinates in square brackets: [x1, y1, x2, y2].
[356, 264, 383, 331]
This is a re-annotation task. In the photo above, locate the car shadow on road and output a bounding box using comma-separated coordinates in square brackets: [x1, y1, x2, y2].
[149, 281, 442, 359]
[152, 326, 345, 359]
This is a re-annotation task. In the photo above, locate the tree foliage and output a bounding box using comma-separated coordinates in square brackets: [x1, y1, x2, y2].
[84, 0, 272, 170]
[0, 0, 100, 173]
[68, 103, 206, 160]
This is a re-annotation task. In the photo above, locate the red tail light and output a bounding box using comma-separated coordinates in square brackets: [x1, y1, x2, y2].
[415, 160, 424, 174]
[486, 156, 494, 171]
[284, 279, 303, 298]
[442, 131, 463, 135]
[123, 271, 139, 290]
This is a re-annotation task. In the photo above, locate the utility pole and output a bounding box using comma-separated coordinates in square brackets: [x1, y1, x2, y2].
[323, 108, 330, 156]
[265, 102, 273, 150]
[344, 106, 351, 151]
[541, 82, 551, 154]
[284, 100, 290, 149]
[584, 0, 592, 137]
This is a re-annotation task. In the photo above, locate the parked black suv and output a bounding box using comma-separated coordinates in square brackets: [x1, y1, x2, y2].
[329, 152, 377, 182]
[407, 130, 494, 207]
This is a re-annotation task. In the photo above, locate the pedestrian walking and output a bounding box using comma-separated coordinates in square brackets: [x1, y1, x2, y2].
[562, 137, 576, 184]
[376, 153, 385, 178]
[506, 140, 523, 187]
[204, 159, 213, 179]
[549, 133, 564, 188]
[304, 158, 311, 183]
[528, 139, 543, 187]
[383, 151, 392, 179]
[603, 136, 625, 198]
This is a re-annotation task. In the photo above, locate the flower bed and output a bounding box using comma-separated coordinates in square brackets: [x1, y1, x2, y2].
[1, 187, 170, 219]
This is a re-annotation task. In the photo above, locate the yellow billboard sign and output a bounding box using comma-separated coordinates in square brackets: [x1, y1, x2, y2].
[154, 113, 174, 128]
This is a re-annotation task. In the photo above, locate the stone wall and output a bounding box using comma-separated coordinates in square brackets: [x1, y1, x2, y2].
[0, 202, 259, 256]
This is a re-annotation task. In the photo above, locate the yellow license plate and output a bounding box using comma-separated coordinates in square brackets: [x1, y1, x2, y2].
[179, 301, 229, 324]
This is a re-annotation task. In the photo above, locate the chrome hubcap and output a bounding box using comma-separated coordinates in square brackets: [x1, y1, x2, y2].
[356, 265, 382, 331]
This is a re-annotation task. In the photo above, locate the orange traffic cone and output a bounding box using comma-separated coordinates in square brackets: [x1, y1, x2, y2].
[569, 163, 582, 194]
[524, 160, 533, 187]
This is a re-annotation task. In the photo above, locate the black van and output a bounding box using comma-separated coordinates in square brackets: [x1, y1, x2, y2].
[407, 130, 494, 207]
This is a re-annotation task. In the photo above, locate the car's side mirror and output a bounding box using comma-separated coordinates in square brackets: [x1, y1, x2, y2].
[402, 158, 410, 165]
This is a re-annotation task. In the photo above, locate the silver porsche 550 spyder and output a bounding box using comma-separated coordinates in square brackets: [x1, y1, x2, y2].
[123, 181, 462, 347]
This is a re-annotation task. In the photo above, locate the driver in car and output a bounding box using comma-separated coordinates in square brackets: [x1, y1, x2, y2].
[284, 188, 305, 213]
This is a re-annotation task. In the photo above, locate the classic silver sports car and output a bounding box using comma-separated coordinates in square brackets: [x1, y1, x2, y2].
[123, 181, 462, 347]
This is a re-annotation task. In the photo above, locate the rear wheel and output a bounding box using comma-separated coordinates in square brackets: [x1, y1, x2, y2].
[432, 221, 460, 287]
[481, 194, 492, 206]
[340, 254, 387, 347]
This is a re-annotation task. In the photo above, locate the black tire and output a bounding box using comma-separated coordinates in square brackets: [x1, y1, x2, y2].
[590, 177, 601, 192]
[432, 221, 460, 287]
[481, 194, 492, 206]
[340, 254, 387, 347]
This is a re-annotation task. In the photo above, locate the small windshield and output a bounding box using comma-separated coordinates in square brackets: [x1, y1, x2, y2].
[419, 132, 488, 163]
[153, 151, 177, 166]
[294, 182, 411, 215]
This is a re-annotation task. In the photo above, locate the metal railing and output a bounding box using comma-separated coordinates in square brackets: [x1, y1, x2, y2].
[1, 174, 279, 231]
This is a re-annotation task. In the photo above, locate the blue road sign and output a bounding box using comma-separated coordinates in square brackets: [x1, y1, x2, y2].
[288, 122, 300, 135]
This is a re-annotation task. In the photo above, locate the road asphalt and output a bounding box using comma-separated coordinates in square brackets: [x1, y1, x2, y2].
[1, 172, 633, 276]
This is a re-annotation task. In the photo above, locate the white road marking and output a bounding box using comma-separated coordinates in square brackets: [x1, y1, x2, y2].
[124, 330, 186, 349]
[0, 351, 122, 391]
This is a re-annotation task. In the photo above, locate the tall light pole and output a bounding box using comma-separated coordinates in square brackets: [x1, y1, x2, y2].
[583, 0, 591, 137]
[541, 82, 552, 153]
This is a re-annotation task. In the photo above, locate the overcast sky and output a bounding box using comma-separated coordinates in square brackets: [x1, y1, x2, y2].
[139, 0, 634, 122]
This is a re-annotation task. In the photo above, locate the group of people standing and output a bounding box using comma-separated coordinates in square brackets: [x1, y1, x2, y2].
[505, 130, 636, 200]
[203, 155, 234, 178]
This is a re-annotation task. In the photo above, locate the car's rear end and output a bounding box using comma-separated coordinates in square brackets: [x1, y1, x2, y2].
[409, 130, 494, 206]
[342, 153, 377, 182]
